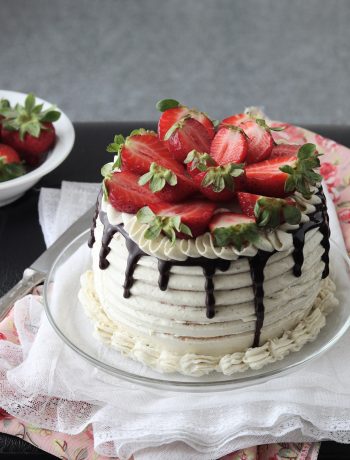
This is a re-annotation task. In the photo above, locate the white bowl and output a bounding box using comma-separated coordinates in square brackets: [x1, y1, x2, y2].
[0, 90, 75, 207]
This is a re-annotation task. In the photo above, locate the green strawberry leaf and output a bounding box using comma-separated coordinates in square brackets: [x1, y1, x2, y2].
[254, 197, 302, 228]
[138, 162, 177, 192]
[256, 118, 285, 132]
[137, 207, 192, 244]
[40, 110, 61, 122]
[213, 223, 259, 250]
[0, 159, 26, 182]
[184, 150, 216, 171]
[156, 99, 181, 112]
[25, 93, 36, 113]
[201, 164, 244, 192]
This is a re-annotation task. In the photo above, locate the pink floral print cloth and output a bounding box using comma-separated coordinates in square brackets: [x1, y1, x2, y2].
[1, 124, 349, 459]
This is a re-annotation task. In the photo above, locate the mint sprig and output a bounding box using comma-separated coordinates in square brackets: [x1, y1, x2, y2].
[137, 206, 192, 245]
[213, 223, 259, 250]
[138, 162, 177, 192]
[201, 164, 244, 193]
[279, 143, 322, 199]
[184, 150, 216, 171]
[254, 197, 301, 228]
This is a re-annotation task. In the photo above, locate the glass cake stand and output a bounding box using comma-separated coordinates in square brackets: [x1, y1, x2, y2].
[43, 229, 350, 393]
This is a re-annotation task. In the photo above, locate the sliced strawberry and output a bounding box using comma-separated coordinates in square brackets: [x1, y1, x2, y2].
[210, 126, 248, 165]
[209, 212, 259, 249]
[237, 192, 302, 228]
[244, 143, 322, 198]
[269, 144, 302, 159]
[148, 200, 216, 238]
[237, 192, 261, 218]
[114, 131, 181, 175]
[157, 99, 215, 141]
[193, 172, 235, 202]
[220, 113, 250, 128]
[245, 156, 296, 197]
[166, 117, 211, 163]
[105, 171, 163, 213]
[184, 150, 217, 178]
[0, 144, 25, 182]
[240, 119, 275, 164]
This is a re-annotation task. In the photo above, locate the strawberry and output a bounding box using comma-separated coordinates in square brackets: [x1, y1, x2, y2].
[0, 144, 25, 182]
[239, 119, 280, 164]
[138, 162, 197, 203]
[269, 144, 303, 159]
[209, 212, 259, 250]
[103, 170, 163, 213]
[237, 192, 301, 228]
[210, 126, 248, 165]
[0, 93, 60, 166]
[138, 200, 216, 241]
[184, 150, 217, 178]
[156, 99, 215, 141]
[165, 116, 211, 163]
[107, 130, 179, 175]
[244, 143, 322, 198]
[220, 113, 250, 128]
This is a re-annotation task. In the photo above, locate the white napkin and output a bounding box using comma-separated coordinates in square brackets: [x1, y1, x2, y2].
[1, 181, 350, 460]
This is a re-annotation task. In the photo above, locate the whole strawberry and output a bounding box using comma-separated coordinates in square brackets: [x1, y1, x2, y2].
[0, 93, 61, 166]
[0, 144, 25, 182]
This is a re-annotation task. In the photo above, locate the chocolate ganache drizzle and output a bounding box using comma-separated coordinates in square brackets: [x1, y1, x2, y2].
[88, 188, 330, 348]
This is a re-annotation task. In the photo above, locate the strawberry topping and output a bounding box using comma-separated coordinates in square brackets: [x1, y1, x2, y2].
[210, 126, 248, 165]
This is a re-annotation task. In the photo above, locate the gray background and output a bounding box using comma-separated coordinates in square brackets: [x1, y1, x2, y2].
[1, 0, 349, 124]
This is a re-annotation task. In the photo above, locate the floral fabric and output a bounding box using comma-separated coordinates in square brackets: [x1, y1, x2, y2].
[1, 124, 349, 459]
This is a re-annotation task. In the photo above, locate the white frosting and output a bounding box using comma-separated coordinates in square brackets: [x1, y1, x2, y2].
[79, 273, 338, 376]
[101, 192, 320, 261]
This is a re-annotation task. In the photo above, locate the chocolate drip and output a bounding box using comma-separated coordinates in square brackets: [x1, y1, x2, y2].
[158, 260, 172, 291]
[98, 212, 119, 269]
[248, 251, 273, 348]
[203, 265, 216, 318]
[292, 189, 330, 278]
[88, 192, 102, 248]
[123, 237, 145, 298]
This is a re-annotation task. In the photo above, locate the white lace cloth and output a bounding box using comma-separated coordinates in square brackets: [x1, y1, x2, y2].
[1, 181, 350, 460]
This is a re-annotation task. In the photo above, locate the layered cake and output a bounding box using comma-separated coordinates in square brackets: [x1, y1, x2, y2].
[79, 101, 338, 376]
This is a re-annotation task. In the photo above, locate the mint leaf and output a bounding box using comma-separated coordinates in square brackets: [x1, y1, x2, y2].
[156, 99, 181, 112]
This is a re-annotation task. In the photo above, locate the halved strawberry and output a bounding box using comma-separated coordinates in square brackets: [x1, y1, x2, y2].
[108, 130, 181, 175]
[237, 192, 301, 228]
[193, 164, 244, 202]
[244, 143, 322, 198]
[143, 200, 216, 239]
[184, 150, 217, 178]
[104, 171, 163, 213]
[138, 162, 197, 203]
[269, 144, 303, 159]
[0, 144, 25, 182]
[209, 212, 259, 249]
[165, 117, 211, 163]
[220, 113, 250, 128]
[157, 99, 215, 141]
[239, 119, 276, 164]
[210, 126, 248, 165]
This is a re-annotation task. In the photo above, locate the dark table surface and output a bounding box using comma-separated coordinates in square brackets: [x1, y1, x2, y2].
[0, 122, 349, 458]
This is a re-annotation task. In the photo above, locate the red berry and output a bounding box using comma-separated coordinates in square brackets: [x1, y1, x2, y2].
[0, 144, 21, 164]
[106, 171, 163, 213]
[237, 192, 261, 218]
[2, 122, 56, 166]
[121, 132, 180, 175]
[220, 113, 250, 128]
[210, 126, 248, 165]
[150, 200, 216, 238]
[193, 171, 235, 202]
[240, 120, 274, 164]
[269, 144, 301, 159]
[244, 156, 297, 197]
[167, 117, 211, 163]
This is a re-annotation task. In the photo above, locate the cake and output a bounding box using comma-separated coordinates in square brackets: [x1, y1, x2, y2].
[79, 101, 338, 376]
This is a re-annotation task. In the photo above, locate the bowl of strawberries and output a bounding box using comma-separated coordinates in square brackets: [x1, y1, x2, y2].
[0, 90, 75, 206]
